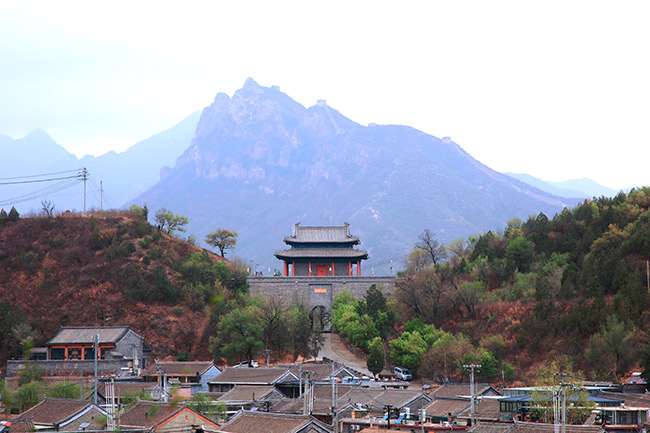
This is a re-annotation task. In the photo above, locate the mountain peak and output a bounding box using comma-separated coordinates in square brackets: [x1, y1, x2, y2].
[24, 128, 55, 142]
[243, 77, 260, 89]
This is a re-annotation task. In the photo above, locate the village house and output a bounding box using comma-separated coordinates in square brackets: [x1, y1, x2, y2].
[218, 410, 333, 433]
[142, 360, 221, 394]
[215, 384, 285, 414]
[7, 326, 148, 377]
[119, 400, 220, 432]
[208, 367, 300, 397]
[466, 421, 605, 433]
[14, 398, 108, 431]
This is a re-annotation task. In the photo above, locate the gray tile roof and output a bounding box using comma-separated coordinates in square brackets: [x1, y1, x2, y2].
[467, 421, 605, 433]
[142, 360, 217, 377]
[46, 326, 140, 345]
[219, 410, 332, 433]
[275, 248, 368, 260]
[16, 399, 104, 427]
[209, 368, 298, 385]
[433, 383, 499, 399]
[217, 385, 282, 404]
[284, 224, 359, 244]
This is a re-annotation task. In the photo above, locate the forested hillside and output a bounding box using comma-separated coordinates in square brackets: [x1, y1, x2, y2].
[0, 207, 248, 366]
[335, 188, 650, 384]
[0, 208, 326, 372]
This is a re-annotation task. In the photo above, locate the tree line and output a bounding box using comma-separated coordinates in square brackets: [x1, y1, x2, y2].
[334, 188, 650, 384]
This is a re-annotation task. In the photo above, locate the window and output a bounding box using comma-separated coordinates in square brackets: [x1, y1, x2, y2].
[84, 348, 95, 360]
[51, 348, 65, 360]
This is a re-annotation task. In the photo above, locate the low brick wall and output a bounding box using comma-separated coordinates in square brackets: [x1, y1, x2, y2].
[6, 359, 130, 377]
[247, 276, 395, 310]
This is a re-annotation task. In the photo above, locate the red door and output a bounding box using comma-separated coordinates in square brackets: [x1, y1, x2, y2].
[316, 264, 328, 276]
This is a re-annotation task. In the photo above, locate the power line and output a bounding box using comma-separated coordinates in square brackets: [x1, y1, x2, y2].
[0, 174, 80, 185]
[0, 169, 79, 181]
[0, 178, 80, 206]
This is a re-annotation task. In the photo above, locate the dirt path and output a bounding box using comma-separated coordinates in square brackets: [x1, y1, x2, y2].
[319, 333, 371, 376]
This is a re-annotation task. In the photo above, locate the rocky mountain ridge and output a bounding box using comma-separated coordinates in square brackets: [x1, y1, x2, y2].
[134, 79, 580, 274]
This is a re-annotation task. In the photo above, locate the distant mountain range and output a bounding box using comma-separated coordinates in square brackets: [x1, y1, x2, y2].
[1, 79, 630, 274]
[504, 172, 621, 199]
[130, 79, 581, 274]
[0, 111, 200, 213]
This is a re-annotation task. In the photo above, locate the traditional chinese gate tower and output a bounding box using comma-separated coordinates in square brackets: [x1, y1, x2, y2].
[275, 223, 368, 277]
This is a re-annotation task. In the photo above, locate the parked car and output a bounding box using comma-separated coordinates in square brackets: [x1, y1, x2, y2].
[394, 366, 412, 381]
[234, 360, 259, 368]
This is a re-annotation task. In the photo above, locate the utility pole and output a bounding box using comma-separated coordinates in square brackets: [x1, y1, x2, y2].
[463, 364, 482, 426]
[81, 168, 88, 215]
[93, 334, 98, 405]
[100, 180, 103, 213]
[384, 405, 393, 430]
[262, 349, 271, 368]
[560, 374, 568, 433]
[331, 362, 338, 433]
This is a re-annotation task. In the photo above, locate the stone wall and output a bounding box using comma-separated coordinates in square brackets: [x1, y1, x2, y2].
[6, 359, 131, 377]
[247, 276, 395, 311]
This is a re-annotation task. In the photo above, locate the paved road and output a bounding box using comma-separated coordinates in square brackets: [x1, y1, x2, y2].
[319, 332, 372, 376]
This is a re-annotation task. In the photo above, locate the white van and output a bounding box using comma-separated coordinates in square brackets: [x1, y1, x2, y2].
[394, 367, 412, 381]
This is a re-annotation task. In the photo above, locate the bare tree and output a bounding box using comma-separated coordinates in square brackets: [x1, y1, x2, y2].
[41, 200, 55, 217]
[416, 229, 446, 266]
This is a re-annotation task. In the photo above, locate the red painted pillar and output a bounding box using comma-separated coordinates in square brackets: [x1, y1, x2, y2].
[284, 261, 288, 276]
[348, 261, 352, 276]
[292, 261, 295, 277]
[309, 261, 312, 276]
[332, 261, 335, 276]
[357, 261, 360, 276]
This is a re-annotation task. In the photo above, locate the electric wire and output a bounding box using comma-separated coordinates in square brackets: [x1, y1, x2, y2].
[0, 174, 80, 185]
[0, 178, 81, 206]
[0, 169, 79, 180]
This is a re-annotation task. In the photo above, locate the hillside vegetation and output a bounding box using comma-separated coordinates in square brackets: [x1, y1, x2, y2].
[0, 208, 247, 366]
[335, 187, 650, 384]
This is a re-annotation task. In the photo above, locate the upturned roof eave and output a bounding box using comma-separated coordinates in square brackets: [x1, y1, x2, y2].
[283, 236, 360, 245]
[274, 250, 369, 260]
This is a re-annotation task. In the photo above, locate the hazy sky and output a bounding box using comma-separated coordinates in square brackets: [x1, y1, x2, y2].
[1, 1, 648, 190]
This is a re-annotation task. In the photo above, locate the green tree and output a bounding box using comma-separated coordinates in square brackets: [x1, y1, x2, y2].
[505, 236, 535, 273]
[0, 300, 28, 361]
[14, 381, 44, 412]
[188, 393, 213, 418]
[18, 362, 43, 386]
[129, 203, 149, 221]
[154, 208, 188, 235]
[389, 331, 429, 372]
[210, 304, 264, 363]
[49, 382, 80, 399]
[205, 229, 238, 257]
[585, 315, 635, 379]
[286, 304, 314, 361]
[0, 379, 12, 415]
[366, 337, 385, 378]
[7, 206, 20, 222]
[419, 332, 473, 382]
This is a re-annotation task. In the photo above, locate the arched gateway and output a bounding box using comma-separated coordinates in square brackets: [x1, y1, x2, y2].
[248, 223, 395, 318]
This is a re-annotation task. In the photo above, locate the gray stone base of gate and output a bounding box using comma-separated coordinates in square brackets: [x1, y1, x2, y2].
[247, 276, 396, 313]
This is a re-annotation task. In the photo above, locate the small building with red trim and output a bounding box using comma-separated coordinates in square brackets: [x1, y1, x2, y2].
[7, 326, 149, 377]
[275, 223, 368, 277]
[45, 326, 146, 365]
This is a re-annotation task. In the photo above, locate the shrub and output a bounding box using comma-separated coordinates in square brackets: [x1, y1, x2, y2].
[139, 236, 153, 249]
